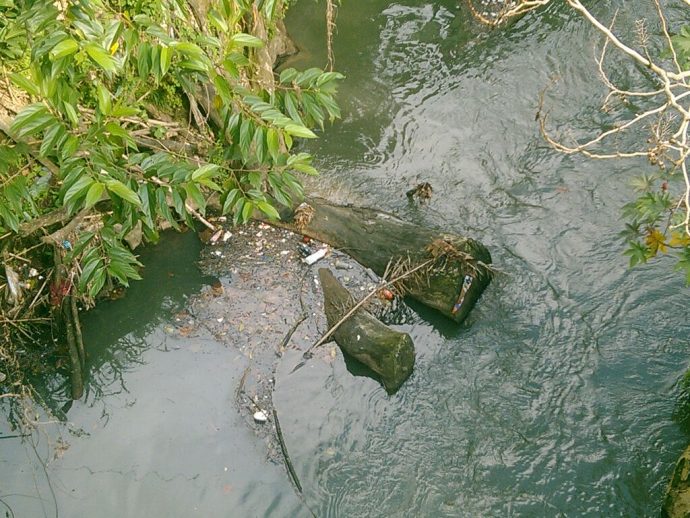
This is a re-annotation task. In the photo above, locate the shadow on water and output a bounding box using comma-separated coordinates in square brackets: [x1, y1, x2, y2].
[29, 230, 215, 414]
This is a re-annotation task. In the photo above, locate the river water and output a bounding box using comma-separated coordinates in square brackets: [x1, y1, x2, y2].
[2, 1, 690, 517]
[279, 1, 690, 516]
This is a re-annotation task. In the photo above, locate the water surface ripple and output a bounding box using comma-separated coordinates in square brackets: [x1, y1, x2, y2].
[280, 1, 690, 516]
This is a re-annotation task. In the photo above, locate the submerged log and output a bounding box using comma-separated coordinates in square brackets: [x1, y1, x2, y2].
[275, 198, 492, 324]
[319, 269, 415, 393]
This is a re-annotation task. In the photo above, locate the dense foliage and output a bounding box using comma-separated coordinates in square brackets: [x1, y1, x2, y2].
[620, 23, 690, 282]
[0, 0, 342, 402]
[0, 0, 342, 301]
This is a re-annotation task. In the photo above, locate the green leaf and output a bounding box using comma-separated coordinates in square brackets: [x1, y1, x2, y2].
[39, 121, 66, 157]
[79, 256, 103, 291]
[624, 241, 648, 267]
[316, 71, 345, 86]
[10, 103, 52, 139]
[63, 102, 79, 127]
[88, 266, 107, 298]
[257, 201, 280, 220]
[159, 45, 171, 75]
[292, 162, 318, 175]
[252, 127, 266, 164]
[208, 9, 229, 33]
[184, 182, 206, 213]
[0, 203, 20, 232]
[231, 33, 264, 48]
[247, 171, 262, 189]
[139, 183, 155, 228]
[96, 84, 112, 116]
[283, 92, 303, 124]
[241, 199, 253, 222]
[106, 179, 142, 206]
[172, 188, 186, 219]
[172, 42, 205, 58]
[156, 188, 179, 230]
[110, 103, 139, 118]
[50, 38, 79, 60]
[279, 68, 298, 84]
[84, 182, 105, 208]
[137, 42, 151, 77]
[178, 59, 209, 73]
[64, 175, 94, 205]
[267, 128, 280, 162]
[296, 67, 323, 87]
[239, 118, 252, 157]
[84, 43, 117, 73]
[222, 188, 240, 215]
[9, 73, 39, 96]
[104, 121, 136, 149]
[191, 163, 221, 181]
[284, 123, 317, 139]
[61, 135, 80, 159]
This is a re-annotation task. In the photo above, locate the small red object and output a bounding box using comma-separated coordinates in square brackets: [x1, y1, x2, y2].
[381, 289, 394, 301]
[302, 236, 311, 243]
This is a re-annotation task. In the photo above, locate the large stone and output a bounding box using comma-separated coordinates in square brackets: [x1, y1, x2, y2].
[663, 444, 690, 518]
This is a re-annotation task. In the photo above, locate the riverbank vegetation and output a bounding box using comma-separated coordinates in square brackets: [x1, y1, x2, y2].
[0, 0, 342, 407]
[471, 0, 690, 282]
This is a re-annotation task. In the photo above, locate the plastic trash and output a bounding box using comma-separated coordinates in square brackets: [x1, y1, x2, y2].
[303, 248, 327, 265]
[334, 260, 351, 270]
[4, 265, 22, 305]
[452, 275, 474, 314]
[298, 243, 313, 257]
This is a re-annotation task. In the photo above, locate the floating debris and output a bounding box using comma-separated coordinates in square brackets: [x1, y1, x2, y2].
[380, 288, 394, 301]
[4, 265, 22, 305]
[303, 247, 328, 266]
[334, 260, 351, 270]
[209, 229, 223, 244]
[298, 243, 313, 257]
[253, 410, 268, 423]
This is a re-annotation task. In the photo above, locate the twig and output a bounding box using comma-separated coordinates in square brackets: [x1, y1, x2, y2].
[325, 0, 338, 71]
[272, 408, 303, 493]
[70, 296, 85, 370]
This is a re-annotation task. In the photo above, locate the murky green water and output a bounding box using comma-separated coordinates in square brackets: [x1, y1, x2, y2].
[3, 1, 690, 516]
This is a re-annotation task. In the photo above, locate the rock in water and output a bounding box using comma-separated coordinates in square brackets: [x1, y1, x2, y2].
[319, 268, 415, 393]
[663, 444, 690, 517]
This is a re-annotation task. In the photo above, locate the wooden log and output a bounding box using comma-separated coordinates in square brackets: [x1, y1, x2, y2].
[274, 198, 492, 324]
[319, 268, 415, 393]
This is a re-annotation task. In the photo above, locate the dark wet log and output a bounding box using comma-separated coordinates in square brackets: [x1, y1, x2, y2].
[319, 269, 415, 393]
[274, 198, 492, 324]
